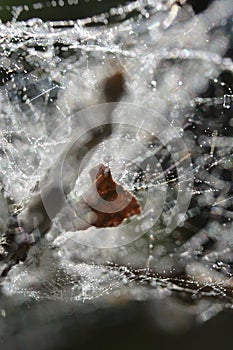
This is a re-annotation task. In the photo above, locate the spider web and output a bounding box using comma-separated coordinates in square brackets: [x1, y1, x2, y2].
[0, 0, 233, 331]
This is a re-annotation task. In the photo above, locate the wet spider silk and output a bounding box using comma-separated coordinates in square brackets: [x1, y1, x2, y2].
[0, 0, 232, 341]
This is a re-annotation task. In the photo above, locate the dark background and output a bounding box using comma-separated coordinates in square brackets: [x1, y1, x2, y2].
[1, 298, 233, 350]
[0, 0, 213, 23]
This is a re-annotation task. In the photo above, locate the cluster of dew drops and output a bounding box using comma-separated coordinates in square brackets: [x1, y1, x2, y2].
[0, 0, 232, 309]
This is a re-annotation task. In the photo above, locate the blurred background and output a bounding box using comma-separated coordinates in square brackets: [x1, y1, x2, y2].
[0, 0, 130, 22]
[0, 0, 213, 22]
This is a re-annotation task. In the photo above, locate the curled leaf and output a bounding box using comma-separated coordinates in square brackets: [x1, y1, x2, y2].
[78, 164, 141, 228]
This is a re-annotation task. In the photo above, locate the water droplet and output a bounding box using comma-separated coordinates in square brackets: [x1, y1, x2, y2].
[223, 94, 232, 109]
